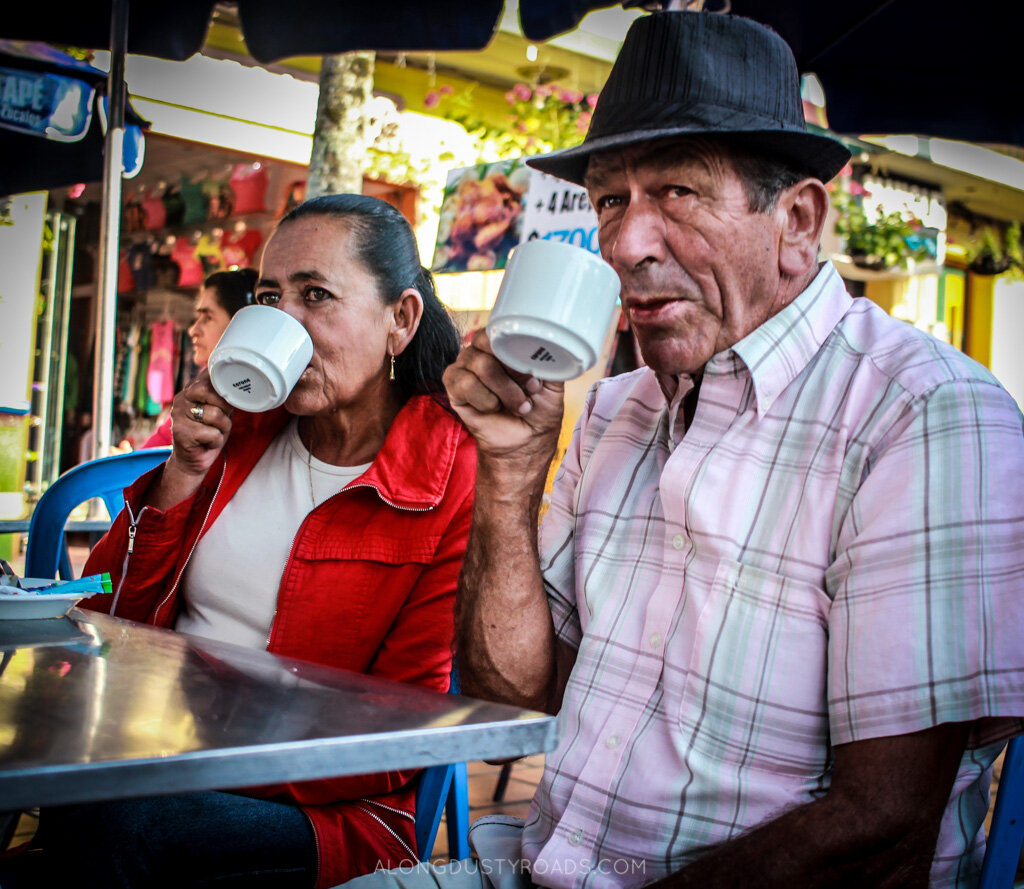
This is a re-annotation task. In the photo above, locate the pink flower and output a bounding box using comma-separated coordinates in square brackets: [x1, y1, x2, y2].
[513, 83, 532, 102]
[559, 88, 584, 104]
[439, 84, 454, 95]
[839, 163, 853, 178]
[535, 84, 553, 99]
[505, 90, 518, 104]
[575, 111, 592, 133]
[424, 90, 441, 109]
[586, 93, 599, 109]
[848, 181, 866, 196]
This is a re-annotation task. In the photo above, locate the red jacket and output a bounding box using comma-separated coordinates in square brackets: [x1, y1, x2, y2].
[83, 395, 475, 888]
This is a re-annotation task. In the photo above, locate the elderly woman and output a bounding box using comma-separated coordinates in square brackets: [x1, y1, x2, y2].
[37, 195, 475, 889]
[143, 266, 258, 447]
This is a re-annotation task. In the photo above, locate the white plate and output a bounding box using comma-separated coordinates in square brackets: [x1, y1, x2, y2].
[0, 579, 84, 620]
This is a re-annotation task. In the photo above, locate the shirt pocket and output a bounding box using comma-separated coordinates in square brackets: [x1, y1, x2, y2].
[678, 558, 832, 777]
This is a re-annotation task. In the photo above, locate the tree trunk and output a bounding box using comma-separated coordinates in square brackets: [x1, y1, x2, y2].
[307, 52, 375, 198]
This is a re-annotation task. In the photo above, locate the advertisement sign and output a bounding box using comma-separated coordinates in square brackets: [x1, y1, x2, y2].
[0, 67, 93, 142]
[431, 162, 602, 274]
[431, 159, 531, 273]
[0, 192, 47, 415]
[520, 170, 599, 254]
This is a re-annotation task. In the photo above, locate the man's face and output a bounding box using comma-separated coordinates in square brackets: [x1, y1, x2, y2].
[585, 139, 787, 377]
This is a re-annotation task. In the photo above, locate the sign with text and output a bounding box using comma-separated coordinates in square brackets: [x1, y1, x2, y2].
[521, 171, 599, 254]
[0, 67, 93, 142]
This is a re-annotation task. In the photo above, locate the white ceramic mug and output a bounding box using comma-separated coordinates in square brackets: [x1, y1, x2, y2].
[208, 305, 314, 411]
[486, 239, 620, 381]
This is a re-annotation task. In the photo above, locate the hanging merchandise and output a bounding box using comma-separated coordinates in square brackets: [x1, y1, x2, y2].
[180, 174, 209, 224]
[195, 231, 224, 274]
[205, 168, 234, 219]
[229, 162, 268, 215]
[170, 235, 203, 288]
[221, 221, 262, 269]
[161, 183, 185, 227]
[117, 249, 136, 293]
[141, 185, 167, 230]
[147, 318, 177, 405]
[127, 241, 156, 291]
[276, 180, 306, 218]
[122, 192, 146, 232]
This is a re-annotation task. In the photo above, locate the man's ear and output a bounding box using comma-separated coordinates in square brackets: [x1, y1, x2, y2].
[777, 178, 830, 279]
[390, 287, 425, 355]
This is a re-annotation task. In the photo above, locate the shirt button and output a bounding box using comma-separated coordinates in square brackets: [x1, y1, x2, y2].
[672, 534, 686, 550]
[606, 733, 621, 749]
[569, 828, 584, 846]
[649, 632, 662, 649]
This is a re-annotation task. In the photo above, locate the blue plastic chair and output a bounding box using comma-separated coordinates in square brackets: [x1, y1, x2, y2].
[24, 448, 170, 580]
[414, 668, 471, 861]
[980, 735, 1024, 889]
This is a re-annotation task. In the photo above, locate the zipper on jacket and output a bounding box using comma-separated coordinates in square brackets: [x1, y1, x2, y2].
[110, 500, 146, 616]
[359, 798, 415, 822]
[151, 462, 226, 624]
[354, 803, 418, 863]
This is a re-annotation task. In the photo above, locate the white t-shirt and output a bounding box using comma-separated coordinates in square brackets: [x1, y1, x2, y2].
[174, 418, 370, 648]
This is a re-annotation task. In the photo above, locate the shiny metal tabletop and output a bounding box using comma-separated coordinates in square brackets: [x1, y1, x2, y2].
[0, 610, 557, 810]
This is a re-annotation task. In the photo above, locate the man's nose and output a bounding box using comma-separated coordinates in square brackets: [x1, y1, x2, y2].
[610, 196, 666, 271]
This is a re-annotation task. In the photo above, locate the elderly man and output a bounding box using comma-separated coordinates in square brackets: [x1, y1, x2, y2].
[343, 12, 1024, 889]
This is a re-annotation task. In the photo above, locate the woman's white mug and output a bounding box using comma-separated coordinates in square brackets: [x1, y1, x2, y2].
[486, 239, 620, 381]
[208, 305, 314, 411]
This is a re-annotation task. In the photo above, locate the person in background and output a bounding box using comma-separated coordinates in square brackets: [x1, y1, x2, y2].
[341, 12, 1024, 889]
[142, 267, 257, 448]
[25, 194, 476, 889]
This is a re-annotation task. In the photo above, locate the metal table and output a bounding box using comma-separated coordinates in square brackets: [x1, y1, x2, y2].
[0, 610, 557, 810]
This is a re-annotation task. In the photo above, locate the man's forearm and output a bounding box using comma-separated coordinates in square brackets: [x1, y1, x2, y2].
[659, 791, 933, 889]
[660, 723, 967, 889]
[455, 454, 573, 713]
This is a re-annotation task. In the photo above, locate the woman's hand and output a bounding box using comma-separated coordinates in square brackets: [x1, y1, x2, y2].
[147, 372, 234, 510]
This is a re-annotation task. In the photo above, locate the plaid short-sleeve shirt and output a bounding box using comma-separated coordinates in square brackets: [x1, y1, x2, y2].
[521, 264, 1024, 889]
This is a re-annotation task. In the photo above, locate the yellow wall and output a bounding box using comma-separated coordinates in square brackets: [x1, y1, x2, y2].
[964, 274, 995, 368]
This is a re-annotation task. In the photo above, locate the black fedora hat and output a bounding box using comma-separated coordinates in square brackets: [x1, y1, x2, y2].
[527, 12, 851, 185]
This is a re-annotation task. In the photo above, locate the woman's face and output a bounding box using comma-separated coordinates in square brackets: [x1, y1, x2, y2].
[254, 215, 396, 418]
[188, 286, 232, 368]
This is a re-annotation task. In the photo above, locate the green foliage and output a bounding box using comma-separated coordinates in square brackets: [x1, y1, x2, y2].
[425, 82, 597, 160]
[966, 220, 1023, 278]
[830, 179, 930, 271]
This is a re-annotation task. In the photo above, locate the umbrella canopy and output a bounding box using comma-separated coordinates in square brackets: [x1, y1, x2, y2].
[527, 0, 1023, 149]
[0, 40, 147, 195]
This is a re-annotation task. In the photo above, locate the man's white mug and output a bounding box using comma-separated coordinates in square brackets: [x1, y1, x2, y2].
[208, 305, 314, 412]
[486, 239, 620, 381]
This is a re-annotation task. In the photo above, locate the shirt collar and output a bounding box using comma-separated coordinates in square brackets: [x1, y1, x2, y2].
[724, 261, 853, 417]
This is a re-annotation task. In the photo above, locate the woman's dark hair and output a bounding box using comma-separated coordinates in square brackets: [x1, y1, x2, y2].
[204, 267, 257, 317]
[278, 194, 460, 404]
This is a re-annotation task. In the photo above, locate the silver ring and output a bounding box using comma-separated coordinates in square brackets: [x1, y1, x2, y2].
[189, 403, 205, 423]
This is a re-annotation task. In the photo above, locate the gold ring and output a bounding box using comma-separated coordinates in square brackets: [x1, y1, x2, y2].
[189, 403, 205, 423]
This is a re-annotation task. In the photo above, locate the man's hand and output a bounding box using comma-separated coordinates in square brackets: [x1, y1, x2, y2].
[443, 329, 564, 468]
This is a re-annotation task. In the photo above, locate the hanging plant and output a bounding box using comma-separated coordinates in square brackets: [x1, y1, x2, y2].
[829, 174, 930, 271]
[424, 82, 598, 160]
[966, 221, 1023, 277]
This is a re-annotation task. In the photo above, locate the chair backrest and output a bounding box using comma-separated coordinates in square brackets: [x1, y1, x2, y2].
[24, 448, 170, 580]
[414, 668, 471, 862]
[980, 735, 1024, 889]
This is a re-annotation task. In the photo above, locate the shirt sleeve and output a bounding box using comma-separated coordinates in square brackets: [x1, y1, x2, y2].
[826, 377, 1024, 749]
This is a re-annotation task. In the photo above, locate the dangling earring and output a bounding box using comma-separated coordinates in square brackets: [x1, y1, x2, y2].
[389, 352, 396, 382]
